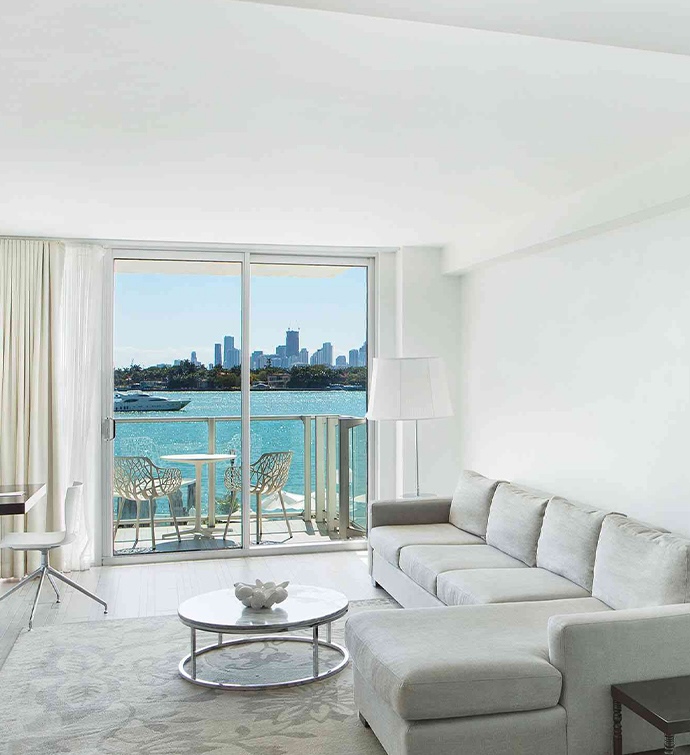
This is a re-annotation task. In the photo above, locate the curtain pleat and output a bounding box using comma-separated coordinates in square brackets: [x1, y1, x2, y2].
[0, 240, 64, 576]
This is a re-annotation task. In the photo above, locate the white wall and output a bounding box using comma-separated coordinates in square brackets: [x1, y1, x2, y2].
[397, 247, 463, 497]
[373, 247, 463, 500]
[374, 251, 400, 500]
[443, 144, 690, 274]
[457, 207, 690, 535]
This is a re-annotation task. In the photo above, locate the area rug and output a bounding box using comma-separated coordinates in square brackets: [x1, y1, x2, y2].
[0, 598, 397, 755]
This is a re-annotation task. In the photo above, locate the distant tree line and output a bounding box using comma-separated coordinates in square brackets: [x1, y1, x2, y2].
[114, 361, 367, 391]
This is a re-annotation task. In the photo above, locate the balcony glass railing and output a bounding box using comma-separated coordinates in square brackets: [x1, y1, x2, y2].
[112, 414, 367, 554]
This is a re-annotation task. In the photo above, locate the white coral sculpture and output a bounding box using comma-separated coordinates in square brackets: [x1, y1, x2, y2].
[234, 579, 289, 609]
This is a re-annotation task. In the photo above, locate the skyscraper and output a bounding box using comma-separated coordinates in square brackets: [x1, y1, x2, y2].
[322, 342, 333, 366]
[223, 336, 234, 368]
[214, 343, 222, 367]
[223, 335, 241, 368]
[286, 329, 299, 358]
[358, 342, 367, 367]
[335, 355, 347, 367]
[348, 349, 359, 367]
[190, 351, 198, 365]
[299, 348, 309, 364]
[310, 342, 334, 366]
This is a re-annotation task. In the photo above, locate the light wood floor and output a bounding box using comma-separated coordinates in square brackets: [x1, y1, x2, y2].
[0, 550, 384, 670]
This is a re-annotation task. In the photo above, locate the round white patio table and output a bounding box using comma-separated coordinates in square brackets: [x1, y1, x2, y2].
[160, 453, 236, 539]
[177, 585, 349, 689]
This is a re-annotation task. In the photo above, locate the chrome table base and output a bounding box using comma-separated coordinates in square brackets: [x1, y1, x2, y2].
[179, 624, 349, 690]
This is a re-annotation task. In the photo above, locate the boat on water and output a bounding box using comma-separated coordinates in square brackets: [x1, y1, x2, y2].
[114, 391, 190, 412]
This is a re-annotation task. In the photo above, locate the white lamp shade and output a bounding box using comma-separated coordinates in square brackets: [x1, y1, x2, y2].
[366, 357, 453, 421]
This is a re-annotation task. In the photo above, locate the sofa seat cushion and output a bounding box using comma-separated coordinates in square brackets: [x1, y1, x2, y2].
[370, 524, 483, 567]
[345, 597, 611, 721]
[592, 514, 690, 609]
[437, 568, 591, 606]
[399, 544, 527, 595]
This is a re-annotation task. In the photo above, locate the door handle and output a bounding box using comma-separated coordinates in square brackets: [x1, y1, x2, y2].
[102, 417, 116, 441]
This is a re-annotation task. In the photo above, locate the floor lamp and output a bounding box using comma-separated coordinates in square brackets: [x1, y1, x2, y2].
[367, 356, 453, 498]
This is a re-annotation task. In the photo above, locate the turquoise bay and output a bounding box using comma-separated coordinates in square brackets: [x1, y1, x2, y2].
[114, 390, 368, 522]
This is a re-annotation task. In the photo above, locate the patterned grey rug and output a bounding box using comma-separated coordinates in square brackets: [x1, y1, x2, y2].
[0, 598, 396, 755]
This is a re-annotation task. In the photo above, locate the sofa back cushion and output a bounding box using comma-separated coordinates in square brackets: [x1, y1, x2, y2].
[449, 470, 501, 537]
[536, 497, 608, 591]
[592, 515, 690, 609]
[485, 483, 549, 566]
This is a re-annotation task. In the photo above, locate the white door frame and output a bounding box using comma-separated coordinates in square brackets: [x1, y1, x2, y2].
[100, 246, 378, 565]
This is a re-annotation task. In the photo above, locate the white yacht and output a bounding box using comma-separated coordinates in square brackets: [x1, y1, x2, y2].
[114, 392, 190, 412]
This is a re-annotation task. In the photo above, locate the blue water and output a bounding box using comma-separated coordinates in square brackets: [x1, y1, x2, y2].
[114, 391, 367, 526]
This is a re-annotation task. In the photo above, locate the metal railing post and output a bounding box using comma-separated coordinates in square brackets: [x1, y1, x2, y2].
[302, 416, 312, 522]
[314, 416, 326, 524]
[338, 417, 368, 539]
[339, 420, 351, 540]
[208, 417, 216, 528]
[326, 416, 338, 534]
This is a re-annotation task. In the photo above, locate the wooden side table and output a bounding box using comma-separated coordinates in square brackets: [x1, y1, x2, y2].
[612, 677, 690, 754]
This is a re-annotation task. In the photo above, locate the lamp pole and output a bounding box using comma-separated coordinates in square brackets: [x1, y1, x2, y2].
[414, 419, 420, 498]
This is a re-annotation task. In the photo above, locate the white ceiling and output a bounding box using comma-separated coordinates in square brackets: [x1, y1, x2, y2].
[2, 0, 690, 250]
[242, 0, 690, 57]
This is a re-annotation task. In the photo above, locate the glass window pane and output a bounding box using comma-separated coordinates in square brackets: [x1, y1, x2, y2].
[249, 262, 368, 546]
[112, 258, 243, 555]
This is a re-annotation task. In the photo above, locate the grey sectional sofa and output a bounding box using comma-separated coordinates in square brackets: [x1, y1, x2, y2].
[345, 470, 690, 755]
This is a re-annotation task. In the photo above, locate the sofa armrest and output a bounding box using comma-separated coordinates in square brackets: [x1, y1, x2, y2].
[369, 497, 452, 529]
[547, 605, 690, 755]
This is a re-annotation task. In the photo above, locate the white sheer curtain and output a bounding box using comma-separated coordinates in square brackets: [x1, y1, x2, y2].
[0, 239, 105, 577]
[54, 244, 106, 570]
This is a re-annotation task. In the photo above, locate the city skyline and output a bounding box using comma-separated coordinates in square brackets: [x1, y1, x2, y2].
[199, 328, 366, 370]
[133, 329, 367, 369]
[114, 265, 367, 368]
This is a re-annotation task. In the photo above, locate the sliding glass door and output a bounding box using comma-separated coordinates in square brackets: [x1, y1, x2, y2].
[248, 262, 369, 546]
[104, 252, 370, 561]
[109, 257, 244, 556]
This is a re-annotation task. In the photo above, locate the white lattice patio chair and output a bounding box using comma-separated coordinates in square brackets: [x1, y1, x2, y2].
[223, 451, 294, 543]
[113, 456, 183, 550]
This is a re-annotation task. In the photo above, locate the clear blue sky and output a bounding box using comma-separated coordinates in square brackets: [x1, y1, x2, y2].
[114, 263, 368, 368]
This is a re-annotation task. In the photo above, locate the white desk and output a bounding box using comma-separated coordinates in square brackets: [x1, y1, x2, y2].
[0, 484, 46, 517]
[160, 454, 235, 538]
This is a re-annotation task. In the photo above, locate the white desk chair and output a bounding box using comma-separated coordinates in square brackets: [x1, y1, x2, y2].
[0, 482, 107, 630]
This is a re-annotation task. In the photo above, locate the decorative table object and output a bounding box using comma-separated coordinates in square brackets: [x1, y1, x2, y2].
[178, 584, 349, 690]
[234, 579, 289, 609]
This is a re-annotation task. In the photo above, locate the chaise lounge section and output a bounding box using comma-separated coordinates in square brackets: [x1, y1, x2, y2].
[347, 471, 690, 755]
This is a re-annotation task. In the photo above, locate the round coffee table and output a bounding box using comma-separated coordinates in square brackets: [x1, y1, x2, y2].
[177, 584, 349, 690]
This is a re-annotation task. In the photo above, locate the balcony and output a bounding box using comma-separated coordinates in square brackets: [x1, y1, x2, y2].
[112, 414, 367, 555]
